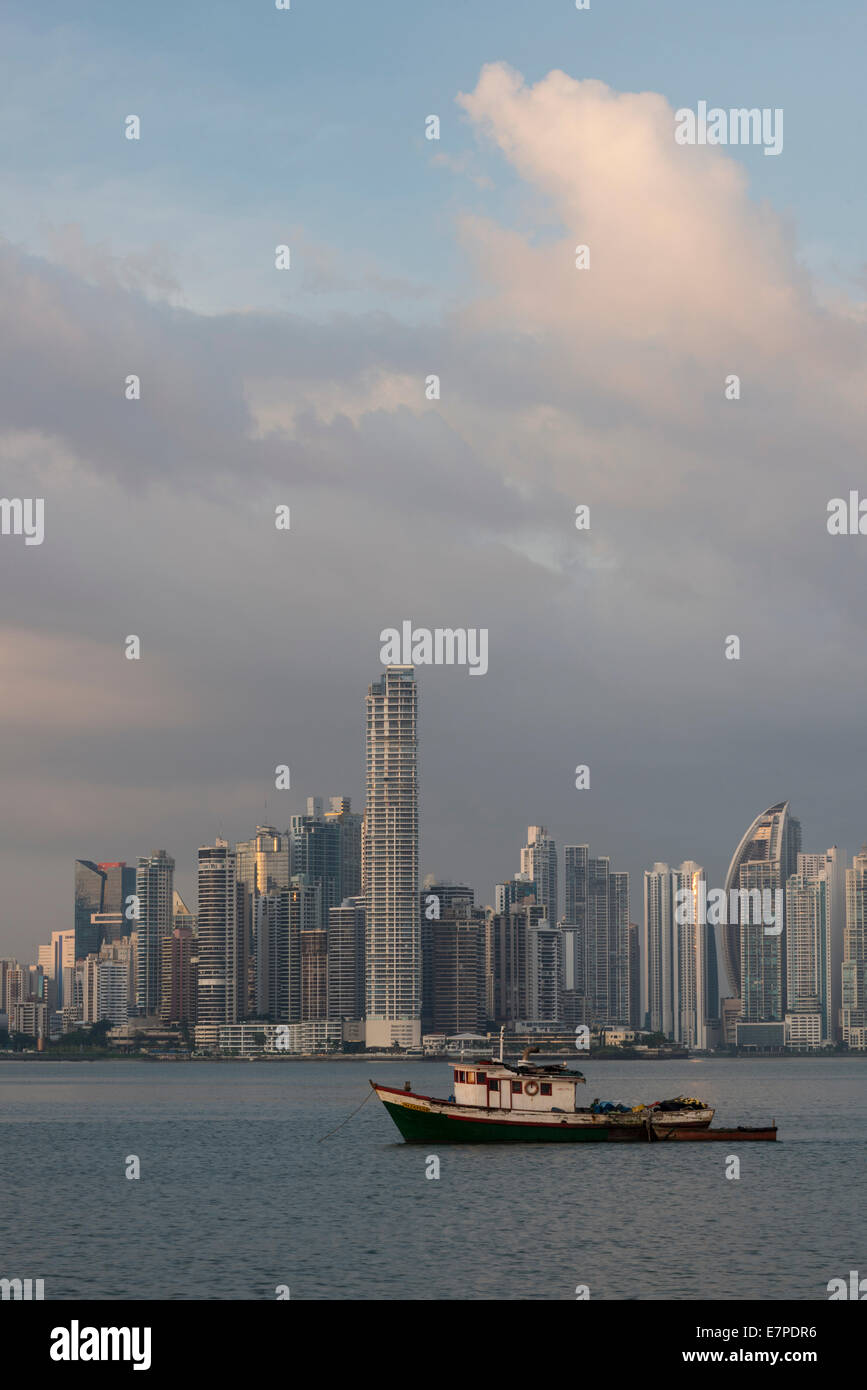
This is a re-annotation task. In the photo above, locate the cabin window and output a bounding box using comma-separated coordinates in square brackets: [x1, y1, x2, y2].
[512, 1081, 522, 1094]
[540, 1083, 552, 1096]
[467, 1071, 476, 1084]
[489, 1078, 499, 1091]
[477, 1073, 487, 1083]
[456, 1070, 465, 1082]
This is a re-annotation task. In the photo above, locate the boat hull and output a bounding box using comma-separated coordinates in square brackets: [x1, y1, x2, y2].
[372, 1083, 775, 1145]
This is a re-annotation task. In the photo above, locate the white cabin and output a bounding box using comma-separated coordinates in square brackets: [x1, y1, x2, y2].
[451, 1062, 586, 1113]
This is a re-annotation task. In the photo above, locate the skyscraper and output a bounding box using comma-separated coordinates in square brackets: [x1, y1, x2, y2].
[364, 666, 420, 1048]
[430, 912, 486, 1034]
[487, 898, 545, 1024]
[842, 847, 867, 1049]
[74, 861, 137, 960]
[327, 896, 365, 1023]
[420, 879, 474, 1030]
[325, 797, 364, 900]
[160, 924, 197, 1026]
[724, 802, 801, 1023]
[290, 807, 342, 929]
[520, 826, 558, 926]
[196, 841, 244, 1027]
[135, 850, 175, 1016]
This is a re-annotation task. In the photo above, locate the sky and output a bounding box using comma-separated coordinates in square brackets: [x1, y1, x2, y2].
[2, 0, 867, 961]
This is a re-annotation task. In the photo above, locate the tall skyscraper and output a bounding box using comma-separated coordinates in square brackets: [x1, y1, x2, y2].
[74, 861, 136, 960]
[160, 924, 197, 1026]
[526, 919, 563, 1024]
[236, 827, 290, 1014]
[290, 807, 342, 929]
[723, 801, 801, 1021]
[643, 860, 714, 1046]
[196, 841, 244, 1027]
[420, 879, 474, 1031]
[487, 898, 545, 1024]
[795, 848, 845, 1042]
[564, 845, 631, 1026]
[364, 666, 420, 1048]
[430, 912, 486, 1034]
[520, 826, 558, 926]
[327, 896, 365, 1023]
[135, 850, 175, 1016]
[842, 847, 867, 1048]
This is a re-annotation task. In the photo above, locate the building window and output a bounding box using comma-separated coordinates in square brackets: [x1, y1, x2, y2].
[540, 1083, 552, 1096]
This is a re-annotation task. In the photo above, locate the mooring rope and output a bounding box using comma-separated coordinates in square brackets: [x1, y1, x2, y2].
[317, 1085, 376, 1142]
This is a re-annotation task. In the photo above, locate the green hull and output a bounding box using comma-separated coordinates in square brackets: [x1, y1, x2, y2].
[381, 1099, 645, 1144]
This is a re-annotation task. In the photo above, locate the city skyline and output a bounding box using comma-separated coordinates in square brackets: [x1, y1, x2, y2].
[2, 663, 863, 1056]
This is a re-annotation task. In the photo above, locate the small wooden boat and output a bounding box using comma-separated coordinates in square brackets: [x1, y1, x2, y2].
[369, 1056, 756, 1144]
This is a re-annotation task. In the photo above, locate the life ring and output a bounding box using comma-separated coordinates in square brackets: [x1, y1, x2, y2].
[524, 1081, 539, 1096]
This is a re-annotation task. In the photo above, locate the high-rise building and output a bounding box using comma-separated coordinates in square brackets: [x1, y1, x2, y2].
[135, 851, 175, 1016]
[795, 849, 845, 1042]
[74, 861, 136, 960]
[842, 847, 867, 1048]
[236, 827, 290, 1015]
[430, 912, 486, 1035]
[564, 845, 631, 1027]
[74, 861, 106, 960]
[420, 880, 474, 1030]
[196, 841, 245, 1027]
[254, 882, 317, 1022]
[96, 962, 129, 1028]
[785, 872, 829, 1046]
[290, 808, 342, 929]
[325, 797, 364, 900]
[526, 919, 563, 1025]
[520, 827, 558, 927]
[628, 924, 641, 1029]
[487, 898, 545, 1024]
[364, 667, 420, 1048]
[236, 828, 290, 900]
[643, 860, 714, 1046]
[494, 873, 535, 916]
[160, 925, 197, 1025]
[644, 863, 675, 1037]
[301, 929, 328, 1020]
[723, 801, 801, 1021]
[327, 897, 365, 1023]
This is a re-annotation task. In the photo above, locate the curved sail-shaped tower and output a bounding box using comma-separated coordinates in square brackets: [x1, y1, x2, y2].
[723, 801, 801, 1003]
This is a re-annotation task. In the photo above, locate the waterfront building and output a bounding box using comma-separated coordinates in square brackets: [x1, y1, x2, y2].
[135, 851, 175, 1016]
[723, 801, 801, 1020]
[520, 827, 558, 928]
[364, 667, 420, 1049]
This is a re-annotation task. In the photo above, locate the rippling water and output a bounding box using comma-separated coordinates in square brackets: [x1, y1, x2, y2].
[1, 1057, 864, 1299]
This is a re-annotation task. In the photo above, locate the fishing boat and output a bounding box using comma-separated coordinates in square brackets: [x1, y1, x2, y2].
[371, 1052, 776, 1144]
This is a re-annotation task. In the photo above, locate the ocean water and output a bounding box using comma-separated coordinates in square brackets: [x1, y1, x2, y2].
[1, 1057, 864, 1300]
